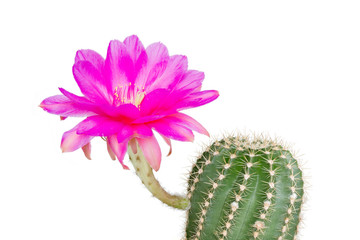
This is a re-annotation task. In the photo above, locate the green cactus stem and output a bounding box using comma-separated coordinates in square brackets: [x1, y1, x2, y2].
[186, 135, 304, 240]
[128, 144, 189, 210]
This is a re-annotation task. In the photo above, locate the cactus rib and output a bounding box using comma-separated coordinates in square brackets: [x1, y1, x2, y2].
[185, 134, 304, 240]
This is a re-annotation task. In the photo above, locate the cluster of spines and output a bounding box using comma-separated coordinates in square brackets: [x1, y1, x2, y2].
[185, 134, 304, 240]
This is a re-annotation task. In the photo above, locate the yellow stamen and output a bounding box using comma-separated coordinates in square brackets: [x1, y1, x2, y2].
[113, 84, 145, 108]
[134, 92, 145, 107]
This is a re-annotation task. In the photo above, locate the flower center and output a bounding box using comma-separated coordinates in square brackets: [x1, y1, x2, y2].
[113, 83, 146, 108]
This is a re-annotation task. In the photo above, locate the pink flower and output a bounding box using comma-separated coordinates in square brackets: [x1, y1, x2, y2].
[40, 35, 219, 171]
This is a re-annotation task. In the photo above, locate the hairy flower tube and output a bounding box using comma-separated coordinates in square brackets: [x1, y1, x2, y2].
[40, 35, 219, 209]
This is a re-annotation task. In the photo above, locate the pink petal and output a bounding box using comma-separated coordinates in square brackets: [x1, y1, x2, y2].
[175, 70, 204, 92]
[128, 138, 138, 154]
[82, 142, 92, 160]
[106, 139, 116, 160]
[167, 113, 210, 137]
[40, 95, 94, 117]
[104, 40, 133, 89]
[73, 61, 111, 103]
[137, 135, 162, 171]
[61, 127, 93, 153]
[146, 42, 169, 67]
[149, 118, 194, 142]
[75, 49, 105, 72]
[160, 134, 172, 156]
[108, 135, 129, 170]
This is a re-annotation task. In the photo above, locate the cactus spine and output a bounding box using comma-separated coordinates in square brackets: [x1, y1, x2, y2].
[186, 135, 304, 240]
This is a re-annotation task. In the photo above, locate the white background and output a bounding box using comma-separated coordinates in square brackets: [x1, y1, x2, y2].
[1, 1, 359, 239]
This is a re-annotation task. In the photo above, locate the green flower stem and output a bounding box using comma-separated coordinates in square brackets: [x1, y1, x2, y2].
[128, 145, 189, 210]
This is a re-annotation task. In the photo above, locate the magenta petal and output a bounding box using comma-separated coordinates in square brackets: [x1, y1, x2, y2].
[149, 118, 194, 142]
[76, 116, 129, 137]
[176, 90, 220, 111]
[145, 60, 168, 89]
[137, 135, 162, 171]
[146, 55, 188, 92]
[117, 126, 133, 143]
[138, 88, 171, 116]
[58, 88, 102, 114]
[132, 124, 153, 138]
[138, 88, 182, 118]
[132, 114, 168, 124]
[82, 143, 92, 160]
[108, 135, 129, 170]
[75, 49, 105, 72]
[123, 35, 147, 71]
[58, 88, 91, 104]
[152, 89, 218, 115]
[61, 89, 140, 121]
[102, 103, 141, 120]
[40, 95, 94, 117]
[104, 40, 133, 88]
[61, 127, 93, 153]
[168, 113, 210, 137]
[138, 89, 188, 117]
[73, 61, 111, 103]
[135, 42, 169, 88]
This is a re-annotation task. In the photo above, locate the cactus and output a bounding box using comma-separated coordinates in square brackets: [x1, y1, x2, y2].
[186, 135, 304, 240]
